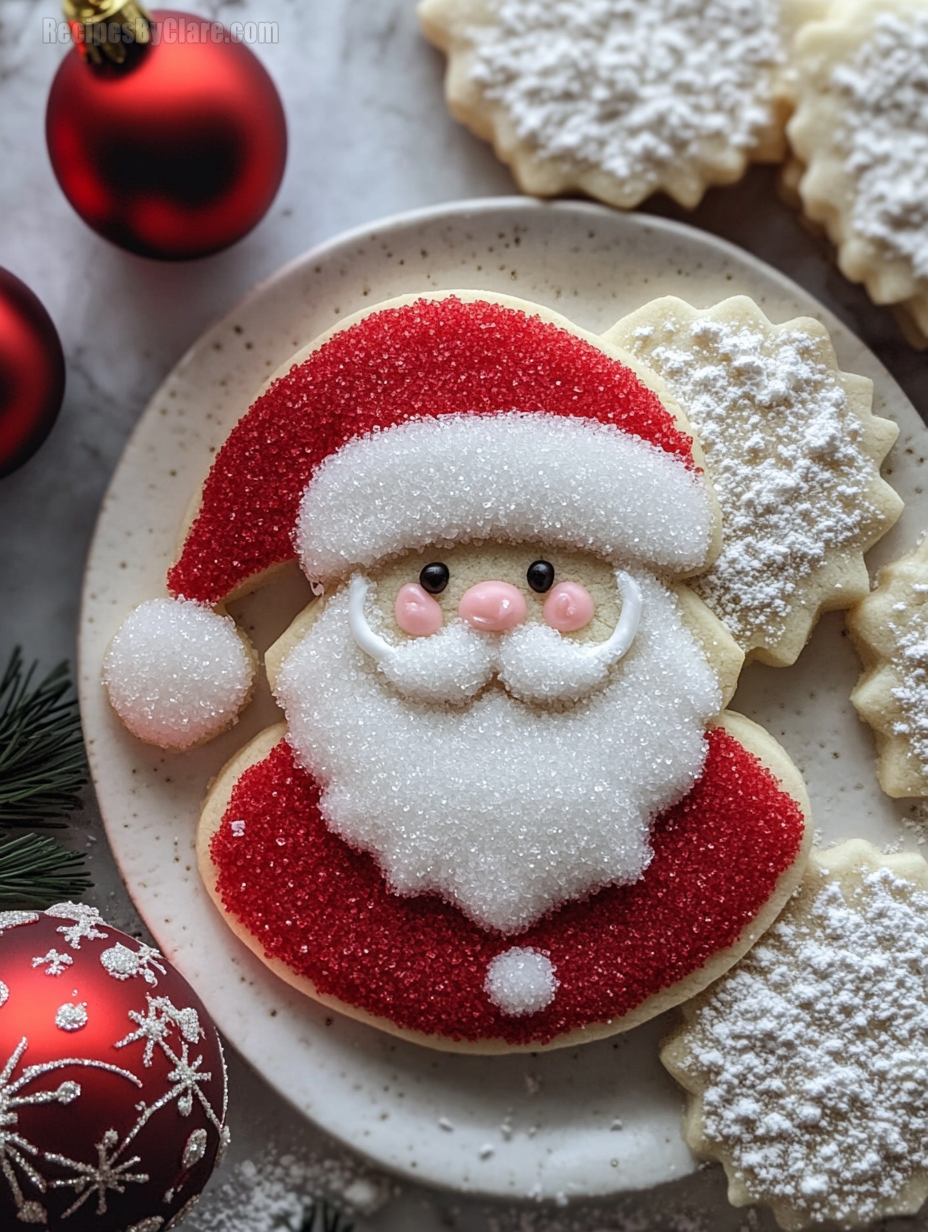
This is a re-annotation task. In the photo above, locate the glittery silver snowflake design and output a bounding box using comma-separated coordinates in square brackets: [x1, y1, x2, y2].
[45, 1128, 148, 1219]
[126, 1219, 164, 1232]
[32, 949, 74, 976]
[115, 995, 224, 1154]
[101, 942, 167, 987]
[0, 912, 39, 936]
[0, 1037, 142, 1223]
[181, 1130, 207, 1169]
[44, 903, 109, 950]
[165, 1194, 200, 1229]
[116, 997, 201, 1068]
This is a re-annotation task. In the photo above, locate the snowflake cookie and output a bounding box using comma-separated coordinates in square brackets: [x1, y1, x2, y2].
[662, 840, 928, 1230]
[787, 0, 928, 343]
[608, 296, 902, 666]
[848, 535, 928, 797]
[418, 0, 826, 210]
[105, 291, 814, 1052]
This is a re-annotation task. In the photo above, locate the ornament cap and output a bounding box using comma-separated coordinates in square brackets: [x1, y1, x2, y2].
[62, 0, 152, 69]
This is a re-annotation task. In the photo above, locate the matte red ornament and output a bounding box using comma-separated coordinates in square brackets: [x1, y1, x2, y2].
[46, 11, 287, 261]
[0, 268, 66, 479]
[0, 904, 228, 1230]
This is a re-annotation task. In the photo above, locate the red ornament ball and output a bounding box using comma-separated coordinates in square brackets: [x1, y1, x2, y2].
[0, 268, 65, 479]
[46, 12, 287, 260]
[0, 903, 228, 1230]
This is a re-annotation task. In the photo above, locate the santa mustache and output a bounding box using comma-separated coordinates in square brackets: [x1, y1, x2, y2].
[347, 570, 642, 706]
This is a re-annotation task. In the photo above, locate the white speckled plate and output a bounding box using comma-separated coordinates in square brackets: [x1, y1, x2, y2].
[80, 198, 928, 1202]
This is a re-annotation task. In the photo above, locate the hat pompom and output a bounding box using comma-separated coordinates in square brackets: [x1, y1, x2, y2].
[103, 598, 256, 750]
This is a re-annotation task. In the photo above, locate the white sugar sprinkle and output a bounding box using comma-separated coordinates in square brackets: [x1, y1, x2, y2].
[485, 947, 558, 1015]
[467, 0, 784, 193]
[296, 412, 713, 583]
[104, 598, 253, 749]
[833, 9, 928, 281]
[625, 317, 877, 649]
[677, 866, 928, 1226]
[276, 571, 719, 935]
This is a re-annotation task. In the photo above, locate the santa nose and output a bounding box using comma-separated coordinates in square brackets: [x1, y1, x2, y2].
[458, 580, 527, 632]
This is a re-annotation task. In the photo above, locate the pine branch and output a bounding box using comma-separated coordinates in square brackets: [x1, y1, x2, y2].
[0, 833, 91, 909]
[297, 1199, 355, 1232]
[0, 648, 88, 827]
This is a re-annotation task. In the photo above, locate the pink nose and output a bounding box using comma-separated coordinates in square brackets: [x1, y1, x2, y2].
[458, 581, 527, 632]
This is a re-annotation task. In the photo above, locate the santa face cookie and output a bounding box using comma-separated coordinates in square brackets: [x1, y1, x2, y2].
[419, 0, 827, 211]
[662, 841, 928, 1230]
[104, 292, 811, 1051]
[787, 0, 928, 344]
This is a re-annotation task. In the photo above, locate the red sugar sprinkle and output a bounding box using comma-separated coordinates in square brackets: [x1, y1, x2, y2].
[169, 297, 695, 605]
[210, 728, 805, 1044]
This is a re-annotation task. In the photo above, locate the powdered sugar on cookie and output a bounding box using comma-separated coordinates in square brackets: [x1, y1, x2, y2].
[833, 9, 928, 282]
[469, 0, 783, 187]
[888, 605, 928, 776]
[419, 0, 803, 208]
[664, 846, 928, 1229]
[849, 538, 928, 797]
[787, 0, 928, 340]
[610, 298, 900, 665]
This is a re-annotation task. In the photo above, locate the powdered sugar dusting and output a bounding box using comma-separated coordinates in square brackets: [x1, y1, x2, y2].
[189, 1143, 390, 1232]
[675, 864, 928, 1227]
[833, 9, 928, 281]
[467, 0, 783, 192]
[889, 603, 928, 777]
[624, 316, 877, 651]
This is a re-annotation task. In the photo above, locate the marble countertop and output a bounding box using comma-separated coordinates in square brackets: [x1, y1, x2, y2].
[2, 2, 928, 1229]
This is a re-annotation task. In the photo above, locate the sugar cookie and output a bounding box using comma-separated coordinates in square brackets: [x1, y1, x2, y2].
[608, 295, 902, 665]
[662, 840, 928, 1230]
[849, 535, 928, 797]
[420, 0, 826, 209]
[787, 0, 928, 342]
[105, 291, 812, 1051]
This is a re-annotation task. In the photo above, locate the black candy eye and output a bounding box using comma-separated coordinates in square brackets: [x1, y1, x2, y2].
[527, 560, 555, 593]
[419, 562, 450, 594]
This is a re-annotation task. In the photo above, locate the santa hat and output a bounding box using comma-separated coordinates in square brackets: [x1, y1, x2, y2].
[106, 295, 717, 748]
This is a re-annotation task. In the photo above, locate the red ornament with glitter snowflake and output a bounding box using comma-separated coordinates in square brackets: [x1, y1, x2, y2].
[0, 904, 228, 1231]
[46, 8, 287, 261]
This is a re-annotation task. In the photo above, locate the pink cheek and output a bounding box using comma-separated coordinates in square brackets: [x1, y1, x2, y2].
[395, 583, 444, 636]
[543, 582, 595, 633]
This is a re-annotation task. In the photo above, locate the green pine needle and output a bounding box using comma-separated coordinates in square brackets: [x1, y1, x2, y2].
[0, 833, 91, 909]
[0, 648, 88, 827]
[297, 1200, 355, 1232]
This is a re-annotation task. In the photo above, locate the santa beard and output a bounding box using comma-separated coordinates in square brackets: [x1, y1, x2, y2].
[275, 570, 721, 936]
